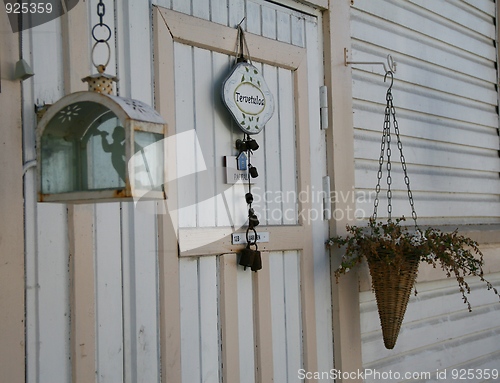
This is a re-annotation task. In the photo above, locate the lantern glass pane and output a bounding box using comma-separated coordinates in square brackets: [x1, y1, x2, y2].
[41, 104, 126, 194]
[132, 131, 164, 193]
[85, 112, 126, 189]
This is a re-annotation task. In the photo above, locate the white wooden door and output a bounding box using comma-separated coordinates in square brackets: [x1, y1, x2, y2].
[154, 1, 329, 382]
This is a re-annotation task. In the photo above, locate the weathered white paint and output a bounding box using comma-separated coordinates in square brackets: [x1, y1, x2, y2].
[351, 0, 500, 225]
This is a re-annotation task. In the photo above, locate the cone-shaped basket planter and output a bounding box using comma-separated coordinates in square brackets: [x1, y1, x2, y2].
[366, 251, 419, 349]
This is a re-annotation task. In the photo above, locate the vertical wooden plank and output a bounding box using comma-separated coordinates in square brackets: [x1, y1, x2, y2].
[283, 251, 303, 378]
[324, 1, 363, 381]
[179, 257, 201, 383]
[212, 52, 234, 227]
[278, 68, 297, 225]
[276, 11, 291, 43]
[120, 204, 136, 383]
[29, 13, 70, 383]
[192, 0, 210, 19]
[261, 6, 276, 39]
[172, 0, 191, 14]
[154, 9, 182, 383]
[194, 47, 217, 227]
[119, 0, 152, 103]
[269, 252, 287, 382]
[198, 257, 220, 383]
[211, 0, 229, 25]
[31, 19, 64, 103]
[291, 14, 305, 48]
[0, 12, 25, 383]
[133, 205, 161, 383]
[174, 42, 197, 228]
[95, 204, 123, 383]
[61, 3, 97, 383]
[68, 205, 96, 383]
[294, 56, 318, 381]
[220, 254, 240, 383]
[261, 64, 281, 225]
[237, 267, 255, 383]
[246, 1, 261, 35]
[228, 0, 245, 28]
[304, 15, 334, 376]
[253, 253, 274, 383]
[37, 204, 71, 383]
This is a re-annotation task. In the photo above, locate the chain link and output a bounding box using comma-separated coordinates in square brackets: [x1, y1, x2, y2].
[97, 0, 105, 24]
[372, 72, 418, 227]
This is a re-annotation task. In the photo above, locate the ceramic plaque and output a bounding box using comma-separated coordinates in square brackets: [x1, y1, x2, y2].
[222, 62, 274, 135]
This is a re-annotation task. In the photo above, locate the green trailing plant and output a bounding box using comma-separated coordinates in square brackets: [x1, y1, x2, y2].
[327, 217, 500, 311]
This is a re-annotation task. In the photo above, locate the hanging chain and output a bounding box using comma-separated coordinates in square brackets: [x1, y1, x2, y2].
[91, 0, 112, 70]
[372, 72, 418, 227]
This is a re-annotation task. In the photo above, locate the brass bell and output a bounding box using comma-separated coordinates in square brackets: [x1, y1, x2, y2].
[239, 242, 259, 270]
[251, 251, 262, 271]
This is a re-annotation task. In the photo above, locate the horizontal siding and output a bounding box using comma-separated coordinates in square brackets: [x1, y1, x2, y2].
[351, 0, 500, 225]
[360, 271, 500, 382]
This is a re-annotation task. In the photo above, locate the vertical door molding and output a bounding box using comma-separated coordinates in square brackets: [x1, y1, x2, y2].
[323, 1, 363, 381]
[153, 6, 182, 383]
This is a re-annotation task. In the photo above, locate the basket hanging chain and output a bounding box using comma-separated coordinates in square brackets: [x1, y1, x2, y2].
[372, 71, 418, 227]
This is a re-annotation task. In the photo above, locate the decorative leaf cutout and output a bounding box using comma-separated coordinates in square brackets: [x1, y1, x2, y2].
[245, 67, 249, 72]
[250, 77, 253, 82]
[254, 69, 258, 74]
[257, 80, 261, 87]
[256, 116, 260, 122]
[241, 75, 245, 82]
[241, 121, 246, 125]
[242, 113, 246, 119]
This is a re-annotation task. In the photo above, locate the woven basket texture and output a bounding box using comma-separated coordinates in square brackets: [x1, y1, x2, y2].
[367, 251, 419, 349]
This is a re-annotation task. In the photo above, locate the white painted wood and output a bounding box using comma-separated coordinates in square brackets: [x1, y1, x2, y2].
[37, 204, 71, 383]
[351, 0, 500, 225]
[24, 14, 71, 383]
[198, 256, 221, 383]
[193, 47, 217, 227]
[237, 266, 256, 383]
[246, 1, 261, 35]
[179, 257, 202, 382]
[132, 204, 161, 383]
[283, 251, 303, 381]
[211, 0, 229, 25]
[278, 68, 297, 225]
[95, 204, 123, 383]
[174, 43, 197, 228]
[268, 252, 288, 383]
[261, 63, 281, 225]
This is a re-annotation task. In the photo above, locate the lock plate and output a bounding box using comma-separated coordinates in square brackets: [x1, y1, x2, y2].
[232, 231, 269, 245]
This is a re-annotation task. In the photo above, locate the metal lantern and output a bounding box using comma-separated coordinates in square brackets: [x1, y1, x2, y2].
[36, 91, 166, 203]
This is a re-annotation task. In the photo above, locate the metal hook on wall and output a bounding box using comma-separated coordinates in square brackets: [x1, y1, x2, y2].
[344, 48, 397, 74]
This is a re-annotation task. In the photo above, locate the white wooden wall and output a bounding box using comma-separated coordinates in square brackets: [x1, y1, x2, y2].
[22, 1, 332, 382]
[351, 0, 500, 225]
[351, 0, 500, 380]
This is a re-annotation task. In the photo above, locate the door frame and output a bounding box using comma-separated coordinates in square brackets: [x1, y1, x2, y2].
[153, 5, 318, 381]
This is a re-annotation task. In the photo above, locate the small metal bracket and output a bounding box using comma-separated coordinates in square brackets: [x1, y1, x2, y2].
[344, 48, 397, 73]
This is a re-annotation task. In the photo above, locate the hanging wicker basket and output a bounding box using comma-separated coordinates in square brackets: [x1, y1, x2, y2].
[366, 250, 419, 349]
